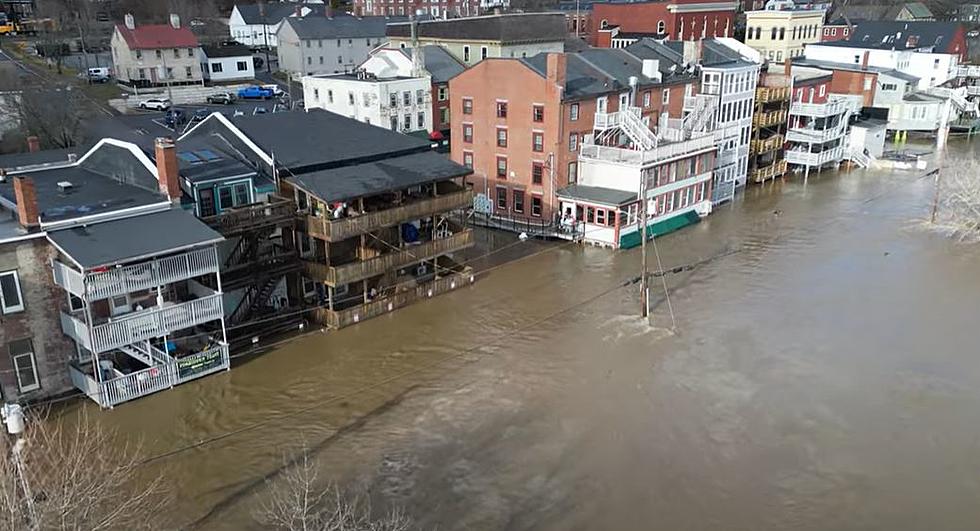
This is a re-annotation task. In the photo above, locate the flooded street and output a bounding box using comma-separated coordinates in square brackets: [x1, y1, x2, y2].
[65, 140, 980, 530]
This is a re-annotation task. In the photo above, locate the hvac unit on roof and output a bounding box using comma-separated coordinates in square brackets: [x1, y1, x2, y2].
[57, 181, 74, 193]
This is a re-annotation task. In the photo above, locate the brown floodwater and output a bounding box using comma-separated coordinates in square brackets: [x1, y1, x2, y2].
[60, 139, 980, 530]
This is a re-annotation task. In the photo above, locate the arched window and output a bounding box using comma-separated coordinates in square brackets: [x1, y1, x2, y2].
[600, 19, 609, 29]
[746, 26, 753, 39]
[657, 20, 666, 34]
[755, 27, 761, 40]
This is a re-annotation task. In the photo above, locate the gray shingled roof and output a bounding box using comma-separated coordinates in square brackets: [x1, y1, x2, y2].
[0, 149, 72, 171]
[399, 45, 466, 83]
[226, 109, 430, 170]
[791, 57, 920, 83]
[818, 21, 963, 54]
[283, 14, 403, 40]
[387, 13, 566, 44]
[557, 184, 636, 206]
[288, 151, 470, 203]
[48, 208, 223, 269]
[202, 44, 252, 58]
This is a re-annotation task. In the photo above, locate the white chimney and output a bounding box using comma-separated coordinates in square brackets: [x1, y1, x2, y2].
[169, 14, 180, 29]
[642, 59, 661, 82]
[124, 13, 135, 30]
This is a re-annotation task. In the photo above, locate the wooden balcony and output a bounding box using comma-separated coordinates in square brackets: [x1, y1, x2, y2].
[305, 188, 474, 242]
[752, 110, 787, 128]
[303, 229, 474, 286]
[751, 160, 788, 183]
[201, 198, 297, 236]
[756, 87, 790, 104]
[312, 272, 473, 329]
[750, 134, 785, 155]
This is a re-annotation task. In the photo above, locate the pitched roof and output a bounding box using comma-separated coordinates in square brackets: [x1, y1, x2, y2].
[521, 46, 694, 100]
[114, 23, 200, 50]
[0, 148, 72, 171]
[288, 151, 470, 203]
[829, 4, 891, 24]
[822, 21, 963, 54]
[891, 2, 933, 19]
[48, 208, 223, 269]
[791, 57, 920, 83]
[234, 3, 322, 25]
[283, 14, 402, 40]
[398, 45, 466, 83]
[386, 13, 567, 44]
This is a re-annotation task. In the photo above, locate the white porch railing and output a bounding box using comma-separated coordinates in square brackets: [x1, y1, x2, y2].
[61, 293, 224, 353]
[84, 247, 219, 301]
[967, 86, 980, 96]
[957, 65, 980, 78]
[786, 125, 847, 143]
[785, 146, 844, 167]
[580, 134, 715, 167]
[68, 343, 229, 408]
[789, 99, 849, 118]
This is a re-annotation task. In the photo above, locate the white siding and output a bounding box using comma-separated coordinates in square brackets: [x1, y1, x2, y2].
[203, 55, 255, 82]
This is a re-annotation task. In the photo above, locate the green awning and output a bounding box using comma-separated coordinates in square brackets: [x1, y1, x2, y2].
[619, 210, 700, 249]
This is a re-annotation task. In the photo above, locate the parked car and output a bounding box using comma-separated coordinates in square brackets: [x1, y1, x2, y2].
[206, 92, 236, 105]
[253, 107, 268, 115]
[253, 56, 264, 69]
[164, 108, 186, 127]
[139, 98, 171, 111]
[237, 86, 274, 100]
[261, 84, 285, 98]
[192, 108, 210, 122]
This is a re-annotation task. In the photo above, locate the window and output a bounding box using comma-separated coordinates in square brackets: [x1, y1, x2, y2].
[863, 77, 872, 90]
[237, 61, 248, 71]
[596, 209, 605, 225]
[211, 62, 223, 73]
[166, 67, 173, 79]
[418, 112, 425, 128]
[0, 271, 24, 314]
[390, 93, 397, 107]
[440, 107, 450, 125]
[532, 162, 544, 184]
[533, 105, 544, 122]
[463, 123, 473, 142]
[496, 127, 508, 147]
[464, 45, 470, 62]
[532, 132, 544, 152]
[586, 206, 594, 223]
[531, 196, 542, 217]
[135, 50, 142, 60]
[881, 83, 897, 91]
[462, 98, 473, 114]
[313, 88, 320, 101]
[934, 58, 941, 68]
[597, 96, 607, 112]
[570, 103, 579, 121]
[819, 85, 826, 97]
[155, 49, 162, 59]
[403, 114, 411, 130]
[619, 92, 628, 109]
[481, 46, 488, 60]
[138, 68, 146, 80]
[569, 133, 578, 152]
[771, 27, 777, 40]
[327, 89, 334, 104]
[463, 151, 473, 168]
[348, 91, 355, 105]
[496, 187, 507, 210]
[496, 157, 507, 178]
[403, 91, 411, 106]
[662, 88, 669, 105]
[496, 101, 508, 118]
[643, 91, 651, 107]
[10, 339, 39, 393]
[416, 89, 424, 104]
[438, 86, 448, 101]
[307, 57, 312, 66]
[657, 20, 666, 33]
[337, 55, 343, 64]
[513, 190, 525, 213]
[568, 161, 577, 183]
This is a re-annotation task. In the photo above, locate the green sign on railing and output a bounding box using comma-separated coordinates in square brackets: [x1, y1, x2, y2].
[177, 349, 224, 380]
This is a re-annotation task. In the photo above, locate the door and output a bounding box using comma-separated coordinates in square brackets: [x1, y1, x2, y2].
[198, 188, 216, 217]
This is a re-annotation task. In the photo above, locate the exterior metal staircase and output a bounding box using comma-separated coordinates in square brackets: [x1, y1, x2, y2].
[618, 106, 659, 150]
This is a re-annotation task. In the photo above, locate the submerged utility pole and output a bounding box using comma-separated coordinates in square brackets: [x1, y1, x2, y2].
[639, 173, 649, 319]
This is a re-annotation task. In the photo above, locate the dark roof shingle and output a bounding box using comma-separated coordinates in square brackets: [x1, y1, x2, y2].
[387, 13, 566, 43]
[283, 15, 403, 40]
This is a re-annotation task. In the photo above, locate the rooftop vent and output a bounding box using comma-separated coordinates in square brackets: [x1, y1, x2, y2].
[57, 181, 74, 193]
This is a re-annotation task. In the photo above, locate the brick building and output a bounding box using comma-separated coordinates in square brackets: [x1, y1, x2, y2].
[449, 47, 696, 223]
[589, 0, 736, 46]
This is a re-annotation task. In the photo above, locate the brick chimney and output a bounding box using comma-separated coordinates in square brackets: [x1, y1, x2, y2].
[861, 51, 870, 69]
[26, 136, 40, 153]
[13, 176, 38, 227]
[155, 137, 181, 200]
[294, 5, 302, 17]
[784, 57, 791, 77]
[546, 53, 566, 89]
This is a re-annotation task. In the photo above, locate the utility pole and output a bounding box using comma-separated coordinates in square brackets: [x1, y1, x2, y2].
[259, 0, 271, 74]
[639, 173, 649, 319]
[931, 98, 951, 223]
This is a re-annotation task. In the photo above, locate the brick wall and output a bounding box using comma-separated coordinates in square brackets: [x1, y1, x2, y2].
[0, 237, 74, 403]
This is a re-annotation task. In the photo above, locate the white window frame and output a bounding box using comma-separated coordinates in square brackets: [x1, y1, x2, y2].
[0, 271, 24, 314]
[662, 88, 670, 105]
[12, 347, 40, 393]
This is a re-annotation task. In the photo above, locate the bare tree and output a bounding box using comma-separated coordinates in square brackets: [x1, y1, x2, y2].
[256, 452, 414, 531]
[0, 80, 87, 151]
[926, 160, 980, 243]
[0, 410, 169, 531]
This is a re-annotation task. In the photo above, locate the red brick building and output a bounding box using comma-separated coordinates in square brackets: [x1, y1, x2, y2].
[821, 22, 852, 42]
[449, 47, 696, 221]
[589, 0, 737, 46]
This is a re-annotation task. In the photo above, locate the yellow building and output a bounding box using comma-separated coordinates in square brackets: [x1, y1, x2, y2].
[744, 10, 825, 63]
